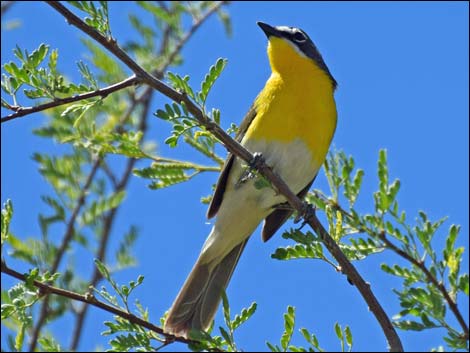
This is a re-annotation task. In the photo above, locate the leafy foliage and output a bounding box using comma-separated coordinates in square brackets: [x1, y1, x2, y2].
[1, 199, 13, 245]
[154, 58, 227, 165]
[134, 160, 219, 189]
[2, 2, 232, 351]
[1, 1, 467, 352]
[1, 43, 100, 110]
[274, 149, 469, 351]
[187, 293, 258, 352]
[266, 306, 353, 352]
[69, 1, 112, 38]
[94, 259, 144, 312]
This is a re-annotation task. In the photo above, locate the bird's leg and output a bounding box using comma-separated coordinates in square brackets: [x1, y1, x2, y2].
[294, 201, 316, 229]
[249, 152, 265, 170]
[235, 152, 267, 188]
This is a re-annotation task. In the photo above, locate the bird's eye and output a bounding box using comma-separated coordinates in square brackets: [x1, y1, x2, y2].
[293, 31, 306, 42]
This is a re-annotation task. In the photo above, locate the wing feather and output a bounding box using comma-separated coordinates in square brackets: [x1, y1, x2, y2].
[206, 106, 257, 218]
[261, 176, 317, 242]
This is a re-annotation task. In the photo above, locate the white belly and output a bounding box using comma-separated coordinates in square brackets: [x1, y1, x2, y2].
[200, 138, 320, 265]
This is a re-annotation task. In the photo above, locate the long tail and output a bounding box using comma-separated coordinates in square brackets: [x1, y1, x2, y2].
[164, 239, 248, 338]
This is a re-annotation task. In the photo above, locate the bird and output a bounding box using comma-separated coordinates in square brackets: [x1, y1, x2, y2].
[164, 21, 338, 338]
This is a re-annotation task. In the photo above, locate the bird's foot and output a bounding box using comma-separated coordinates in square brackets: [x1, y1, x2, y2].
[249, 152, 265, 170]
[294, 201, 316, 229]
[235, 152, 266, 188]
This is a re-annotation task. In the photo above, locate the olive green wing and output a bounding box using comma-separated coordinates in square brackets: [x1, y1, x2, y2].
[261, 176, 317, 242]
[207, 106, 257, 219]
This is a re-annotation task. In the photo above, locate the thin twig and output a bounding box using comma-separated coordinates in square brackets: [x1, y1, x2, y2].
[1, 75, 139, 123]
[1, 262, 195, 346]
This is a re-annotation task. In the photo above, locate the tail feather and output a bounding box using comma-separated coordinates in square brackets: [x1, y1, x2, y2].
[164, 239, 248, 338]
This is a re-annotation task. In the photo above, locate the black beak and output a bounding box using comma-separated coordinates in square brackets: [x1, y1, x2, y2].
[257, 22, 281, 38]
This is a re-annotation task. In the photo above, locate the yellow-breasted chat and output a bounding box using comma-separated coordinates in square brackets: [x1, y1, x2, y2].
[164, 21, 337, 338]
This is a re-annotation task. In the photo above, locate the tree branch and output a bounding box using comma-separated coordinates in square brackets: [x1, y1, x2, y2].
[45, 1, 404, 351]
[1, 262, 195, 346]
[1, 75, 139, 123]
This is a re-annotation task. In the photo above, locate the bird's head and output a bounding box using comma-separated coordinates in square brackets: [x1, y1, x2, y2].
[257, 21, 337, 89]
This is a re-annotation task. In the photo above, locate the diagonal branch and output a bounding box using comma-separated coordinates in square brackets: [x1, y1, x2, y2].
[46, 1, 404, 351]
[1, 262, 195, 346]
[1, 75, 140, 123]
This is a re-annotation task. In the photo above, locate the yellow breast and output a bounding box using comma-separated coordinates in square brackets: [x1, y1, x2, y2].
[244, 37, 337, 167]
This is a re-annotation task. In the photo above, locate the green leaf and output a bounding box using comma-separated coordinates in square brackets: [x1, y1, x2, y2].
[334, 322, 343, 340]
[199, 58, 227, 103]
[344, 326, 353, 350]
[458, 274, 469, 295]
[95, 286, 119, 307]
[134, 162, 198, 189]
[28, 43, 49, 68]
[166, 72, 195, 99]
[394, 320, 427, 331]
[71, 100, 100, 128]
[81, 190, 126, 225]
[38, 335, 61, 352]
[445, 225, 459, 258]
[164, 135, 178, 147]
[266, 341, 281, 352]
[221, 291, 231, 329]
[232, 302, 257, 330]
[77, 60, 98, 89]
[217, 9, 232, 37]
[1, 304, 16, 320]
[254, 176, 271, 190]
[137, 1, 178, 28]
[15, 323, 26, 351]
[94, 259, 111, 283]
[281, 306, 295, 351]
[1, 199, 13, 244]
[155, 109, 169, 120]
[25, 268, 39, 290]
[115, 226, 138, 270]
[271, 242, 324, 261]
[219, 326, 232, 346]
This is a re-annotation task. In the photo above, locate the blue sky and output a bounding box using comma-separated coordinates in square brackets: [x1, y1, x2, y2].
[1, 2, 469, 352]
